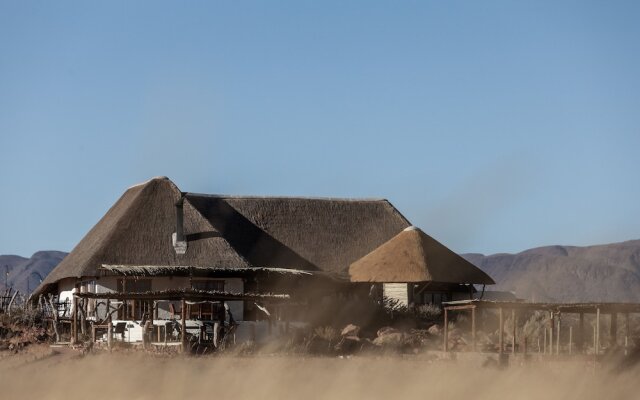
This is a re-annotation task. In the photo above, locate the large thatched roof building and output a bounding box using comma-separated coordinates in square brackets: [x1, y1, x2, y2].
[35, 177, 494, 338]
[35, 176, 412, 296]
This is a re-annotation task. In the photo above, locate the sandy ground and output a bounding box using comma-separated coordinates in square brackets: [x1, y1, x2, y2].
[1, 346, 639, 400]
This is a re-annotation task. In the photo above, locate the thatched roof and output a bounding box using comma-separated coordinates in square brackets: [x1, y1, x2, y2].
[349, 226, 495, 285]
[99, 264, 313, 277]
[74, 288, 290, 302]
[36, 177, 410, 294]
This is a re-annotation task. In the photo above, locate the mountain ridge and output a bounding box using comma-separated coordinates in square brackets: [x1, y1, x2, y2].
[463, 239, 640, 302]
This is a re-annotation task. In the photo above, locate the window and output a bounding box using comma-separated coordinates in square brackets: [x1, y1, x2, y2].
[189, 280, 225, 320]
[191, 279, 224, 292]
[116, 279, 152, 320]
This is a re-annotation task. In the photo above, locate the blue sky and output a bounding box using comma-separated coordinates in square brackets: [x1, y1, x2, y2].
[1, 1, 639, 257]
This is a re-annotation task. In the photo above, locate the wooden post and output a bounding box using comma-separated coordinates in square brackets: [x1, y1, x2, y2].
[556, 313, 561, 355]
[543, 327, 547, 354]
[181, 299, 187, 353]
[107, 319, 113, 352]
[498, 307, 504, 354]
[80, 299, 87, 336]
[549, 312, 554, 355]
[569, 326, 573, 355]
[596, 308, 600, 355]
[592, 324, 596, 355]
[625, 313, 630, 356]
[443, 308, 449, 352]
[578, 312, 585, 353]
[72, 295, 78, 345]
[471, 306, 477, 352]
[511, 309, 516, 354]
[610, 312, 618, 348]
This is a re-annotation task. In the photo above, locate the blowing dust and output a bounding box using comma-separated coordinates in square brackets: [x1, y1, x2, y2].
[1, 349, 638, 400]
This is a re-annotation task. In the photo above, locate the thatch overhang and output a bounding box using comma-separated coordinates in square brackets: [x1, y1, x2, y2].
[349, 226, 495, 285]
[99, 264, 314, 278]
[34, 177, 409, 296]
[74, 288, 289, 302]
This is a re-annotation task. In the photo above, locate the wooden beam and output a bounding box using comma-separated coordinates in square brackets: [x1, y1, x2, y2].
[511, 309, 516, 354]
[625, 312, 630, 356]
[610, 312, 618, 347]
[596, 308, 601, 355]
[471, 306, 476, 352]
[443, 308, 449, 352]
[593, 324, 596, 356]
[498, 307, 504, 354]
[549, 312, 554, 355]
[444, 304, 478, 311]
[578, 312, 584, 353]
[72, 295, 78, 345]
[556, 313, 561, 355]
[181, 299, 187, 353]
[569, 326, 573, 355]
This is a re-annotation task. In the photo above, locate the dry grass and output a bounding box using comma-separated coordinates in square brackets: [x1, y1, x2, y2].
[1, 348, 639, 400]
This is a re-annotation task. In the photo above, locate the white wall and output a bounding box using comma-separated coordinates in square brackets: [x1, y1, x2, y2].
[383, 283, 409, 307]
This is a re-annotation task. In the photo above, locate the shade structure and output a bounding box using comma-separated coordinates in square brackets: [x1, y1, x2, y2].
[349, 226, 495, 285]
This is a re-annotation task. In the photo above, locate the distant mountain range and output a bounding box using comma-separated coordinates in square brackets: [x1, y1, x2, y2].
[2, 239, 640, 302]
[463, 239, 640, 302]
[0, 251, 67, 295]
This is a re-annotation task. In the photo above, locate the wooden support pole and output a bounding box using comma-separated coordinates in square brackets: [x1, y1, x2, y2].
[596, 308, 600, 355]
[625, 313, 630, 356]
[105, 298, 112, 351]
[471, 306, 476, 352]
[569, 326, 573, 355]
[610, 312, 618, 348]
[578, 312, 585, 353]
[549, 312, 554, 355]
[80, 299, 87, 336]
[593, 324, 596, 355]
[511, 309, 516, 354]
[181, 299, 187, 353]
[556, 313, 561, 355]
[72, 295, 78, 345]
[498, 307, 504, 354]
[443, 308, 449, 352]
[543, 327, 547, 355]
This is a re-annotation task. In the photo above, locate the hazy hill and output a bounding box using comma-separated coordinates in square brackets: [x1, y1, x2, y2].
[464, 240, 640, 302]
[0, 251, 67, 295]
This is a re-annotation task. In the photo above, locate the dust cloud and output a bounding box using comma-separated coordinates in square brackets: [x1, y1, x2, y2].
[1, 349, 638, 400]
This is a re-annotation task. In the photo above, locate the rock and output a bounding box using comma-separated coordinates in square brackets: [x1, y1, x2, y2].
[377, 326, 400, 337]
[373, 327, 405, 348]
[427, 324, 441, 336]
[341, 324, 360, 338]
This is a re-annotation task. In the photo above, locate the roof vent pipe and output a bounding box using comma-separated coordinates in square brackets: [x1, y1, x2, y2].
[173, 193, 188, 255]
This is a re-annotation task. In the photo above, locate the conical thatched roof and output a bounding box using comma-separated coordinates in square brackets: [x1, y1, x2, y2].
[349, 226, 495, 284]
[35, 177, 411, 295]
